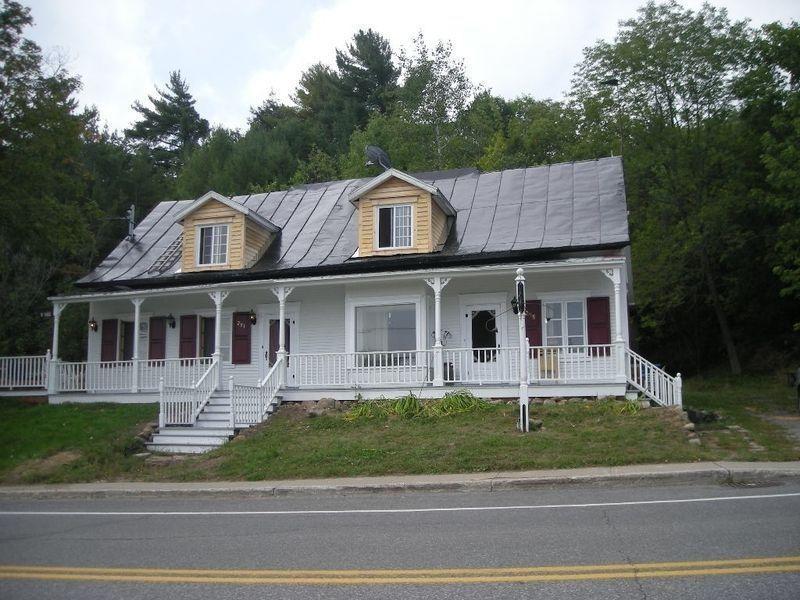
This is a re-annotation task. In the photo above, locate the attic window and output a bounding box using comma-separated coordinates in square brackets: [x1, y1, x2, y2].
[197, 224, 228, 265]
[377, 205, 412, 249]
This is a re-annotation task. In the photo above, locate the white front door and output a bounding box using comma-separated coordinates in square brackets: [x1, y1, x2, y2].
[463, 302, 506, 382]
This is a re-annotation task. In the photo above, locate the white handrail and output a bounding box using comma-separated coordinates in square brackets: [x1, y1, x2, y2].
[158, 358, 219, 427]
[624, 347, 682, 407]
[0, 354, 49, 389]
[288, 350, 432, 387]
[231, 356, 284, 426]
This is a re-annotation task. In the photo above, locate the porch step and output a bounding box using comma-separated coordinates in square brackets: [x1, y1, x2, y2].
[147, 425, 234, 453]
[146, 443, 222, 454]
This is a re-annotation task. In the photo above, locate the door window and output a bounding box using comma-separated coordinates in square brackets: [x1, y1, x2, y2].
[471, 309, 497, 362]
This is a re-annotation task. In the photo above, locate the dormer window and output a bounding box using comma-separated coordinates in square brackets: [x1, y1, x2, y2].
[377, 205, 412, 249]
[197, 224, 229, 265]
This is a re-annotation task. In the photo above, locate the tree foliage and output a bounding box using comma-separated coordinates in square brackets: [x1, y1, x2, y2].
[1, 1, 799, 373]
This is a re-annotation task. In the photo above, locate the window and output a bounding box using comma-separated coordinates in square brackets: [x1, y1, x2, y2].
[356, 304, 416, 365]
[377, 205, 412, 248]
[197, 224, 228, 265]
[199, 317, 216, 357]
[544, 300, 585, 348]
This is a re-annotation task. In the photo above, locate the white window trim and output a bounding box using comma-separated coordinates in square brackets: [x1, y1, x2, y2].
[345, 293, 426, 355]
[374, 203, 414, 250]
[195, 223, 230, 266]
[541, 299, 588, 350]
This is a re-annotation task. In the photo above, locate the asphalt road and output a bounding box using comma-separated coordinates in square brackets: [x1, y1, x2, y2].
[0, 479, 799, 599]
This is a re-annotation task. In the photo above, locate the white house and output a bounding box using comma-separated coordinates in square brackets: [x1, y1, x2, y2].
[0, 157, 681, 452]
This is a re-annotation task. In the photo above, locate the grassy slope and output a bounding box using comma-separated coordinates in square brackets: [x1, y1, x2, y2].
[0, 374, 797, 484]
[0, 400, 157, 483]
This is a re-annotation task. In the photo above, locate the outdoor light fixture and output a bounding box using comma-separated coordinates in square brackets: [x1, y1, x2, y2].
[248, 309, 257, 325]
[167, 314, 176, 329]
[88, 318, 98, 332]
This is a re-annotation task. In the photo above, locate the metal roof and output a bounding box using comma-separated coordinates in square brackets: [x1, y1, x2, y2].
[77, 157, 629, 288]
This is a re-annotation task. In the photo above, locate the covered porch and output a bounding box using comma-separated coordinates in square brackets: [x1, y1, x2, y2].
[0, 257, 682, 422]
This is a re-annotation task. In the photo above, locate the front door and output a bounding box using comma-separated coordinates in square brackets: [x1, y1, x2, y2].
[464, 303, 504, 381]
[259, 310, 298, 384]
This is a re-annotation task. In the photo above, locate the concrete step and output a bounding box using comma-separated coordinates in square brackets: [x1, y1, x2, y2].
[150, 433, 231, 446]
[203, 405, 232, 414]
[195, 418, 232, 428]
[146, 443, 220, 454]
[157, 426, 233, 436]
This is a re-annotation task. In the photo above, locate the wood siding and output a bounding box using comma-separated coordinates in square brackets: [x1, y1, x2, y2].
[356, 177, 450, 257]
[181, 199, 273, 272]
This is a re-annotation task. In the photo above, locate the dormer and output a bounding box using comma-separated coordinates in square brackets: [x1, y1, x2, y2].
[349, 169, 455, 258]
[174, 191, 279, 273]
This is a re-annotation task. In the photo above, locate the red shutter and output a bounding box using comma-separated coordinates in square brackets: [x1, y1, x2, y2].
[149, 317, 166, 360]
[231, 312, 251, 364]
[524, 300, 542, 347]
[267, 319, 291, 366]
[587, 297, 611, 356]
[179, 315, 197, 358]
[121, 321, 135, 361]
[100, 319, 118, 362]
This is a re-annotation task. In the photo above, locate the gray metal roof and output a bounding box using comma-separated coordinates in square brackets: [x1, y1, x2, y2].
[77, 157, 628, 287]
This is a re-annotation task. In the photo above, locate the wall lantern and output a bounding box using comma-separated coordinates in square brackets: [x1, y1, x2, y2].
[88, 318, 98, 332]
[167, 314, 176, 329]
[248, 309, 257, 325]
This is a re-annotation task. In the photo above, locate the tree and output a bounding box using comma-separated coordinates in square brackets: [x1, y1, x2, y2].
[397, 34, 474, 168]
[125, 70, 209, 176]
[571, 1, 759, 374]
[335, 28, 399, 117]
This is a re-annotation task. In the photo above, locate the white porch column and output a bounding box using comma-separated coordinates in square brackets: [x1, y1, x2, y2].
[425, 276, 450, 386]
[48, 302, 65, 395]
[131, 298, 144, 392]
[602, 267, 626, 380]
[271, 286, 294, 385]
[208, 290, 229, 388]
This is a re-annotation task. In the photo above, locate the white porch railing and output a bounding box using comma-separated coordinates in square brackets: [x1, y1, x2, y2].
[625, 347, 682, 407]
[158, 358, 219, 427]
[58, 360, 135, 392]
[528, 344, 618, 383]
[230, 356, 284, 426]
[0, 354, 49, 389]
[137, 357, 214, 391]
[443, 347, 520, 384]
[288, 350, 433, 387]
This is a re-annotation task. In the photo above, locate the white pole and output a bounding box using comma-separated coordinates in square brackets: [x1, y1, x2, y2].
[425, 276, 450, 387]
[208, 290, 229, 389]
[131, 298, 144, 393]
[271, 286, 294, 386]
[515, 268, 529, 432]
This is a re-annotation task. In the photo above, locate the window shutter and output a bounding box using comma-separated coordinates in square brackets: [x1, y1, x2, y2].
[268, 319, 279, 366]
[179, 315, 197, 358]
[587, 297, 611, 347]
[524, 300, 542, 347]
[378, 207, 392, 247]
[231, 312, 251, 364]
[100, 319, 118, 362]
[121, 321, 135, 361]
[149, 317, 166, 360]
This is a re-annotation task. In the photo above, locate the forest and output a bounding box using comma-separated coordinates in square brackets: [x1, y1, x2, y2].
[0, 0, 798, 376]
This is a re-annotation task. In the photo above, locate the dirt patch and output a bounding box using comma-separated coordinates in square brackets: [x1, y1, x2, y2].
[5, 450, 82, 483]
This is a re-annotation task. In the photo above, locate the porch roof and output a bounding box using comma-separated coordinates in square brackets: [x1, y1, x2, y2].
[76, 157, 629, 291]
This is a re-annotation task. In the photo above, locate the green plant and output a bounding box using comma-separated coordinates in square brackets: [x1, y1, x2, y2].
[389, 394, 423, 418]
[422, 390, 490, 417]
[616, 399, 642, 416]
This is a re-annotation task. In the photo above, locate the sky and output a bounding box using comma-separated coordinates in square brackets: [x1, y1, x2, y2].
[25, 0, 799, 133]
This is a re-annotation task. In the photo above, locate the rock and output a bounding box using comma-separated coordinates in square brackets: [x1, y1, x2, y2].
[135, 422, 158, 441]
[543, 399, 556, 405]
[683, 422, 696, 432]
[639, 400, 651, 409]
[316, 398, 336, 410]
[133, 452, 151, 458]
[307, 407, 327, 418]
[144, 454, 188, 466]
[688, 437, 702, 445]
[530, 419, 543, 431]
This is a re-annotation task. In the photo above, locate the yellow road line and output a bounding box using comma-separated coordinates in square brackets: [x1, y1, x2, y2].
[0, 557, 799, 585]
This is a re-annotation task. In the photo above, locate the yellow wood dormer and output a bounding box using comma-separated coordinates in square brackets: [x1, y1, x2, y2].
[173, 191, 279, 273]
[349, 169, 455, 258]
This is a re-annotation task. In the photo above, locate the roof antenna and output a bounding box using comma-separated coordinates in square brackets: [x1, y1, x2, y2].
[365, 145, 391, 171]
[105, 204, 136, 242]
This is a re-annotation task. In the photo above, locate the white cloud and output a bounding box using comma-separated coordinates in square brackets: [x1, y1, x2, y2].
[25, 0, 800, 132]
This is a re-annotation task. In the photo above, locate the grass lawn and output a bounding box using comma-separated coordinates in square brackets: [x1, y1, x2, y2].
[0, 374, 797, 484]
[0, 399, 157, 484]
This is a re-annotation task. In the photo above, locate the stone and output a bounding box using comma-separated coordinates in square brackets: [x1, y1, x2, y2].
[145, 455, 188, 466]
[639, 400, 652, 409]
[316, 398, 336, 410]
[683, 422, 696, 432]
[543, 399, 557, 405]
[530, 419, 543, 431]
[307, 407, 327, 418]
[688, 437, 702, 445]
[133, 452, 151, 458]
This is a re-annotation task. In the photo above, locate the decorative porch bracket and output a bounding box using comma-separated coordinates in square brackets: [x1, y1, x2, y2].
[424, 276, 450, 386]
[270, 286, 294, 386]
[130, 298, 144, 393]
[602, 267, 627, 380]
[48, 302, 66, 395]
[208, 290, 229, 388]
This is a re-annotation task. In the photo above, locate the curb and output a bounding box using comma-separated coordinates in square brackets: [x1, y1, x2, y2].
[1, 462, 798, 500]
